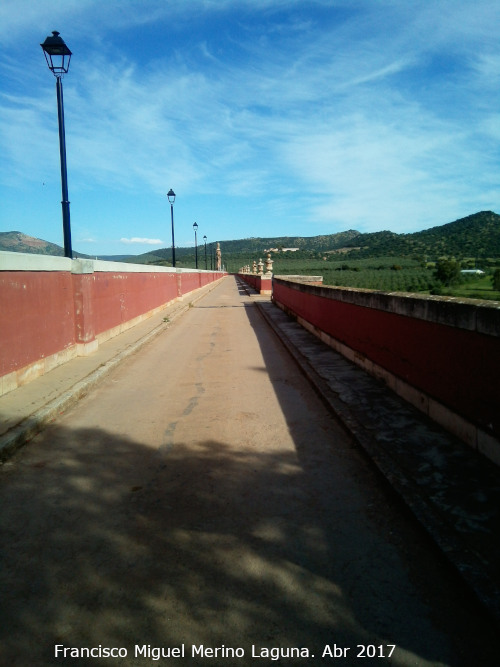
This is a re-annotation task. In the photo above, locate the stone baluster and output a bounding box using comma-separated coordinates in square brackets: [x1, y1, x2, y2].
[265, 253, 273, 276]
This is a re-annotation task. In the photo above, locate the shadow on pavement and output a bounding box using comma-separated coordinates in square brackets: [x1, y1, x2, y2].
[0, 424, 396, 665]
[239, 296, 499, 663]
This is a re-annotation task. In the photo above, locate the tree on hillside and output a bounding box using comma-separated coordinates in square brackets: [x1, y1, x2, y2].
[434, 259, 462, 286]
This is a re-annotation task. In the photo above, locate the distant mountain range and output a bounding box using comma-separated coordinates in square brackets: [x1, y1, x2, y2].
[1, 211, 499, 262]
[0, 231, 92, 259]
[0, 231, 66, 256]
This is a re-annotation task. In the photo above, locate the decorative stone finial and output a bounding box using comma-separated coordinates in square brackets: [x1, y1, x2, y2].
[216, 242, 222, 271]
[265, 252, 273, 276]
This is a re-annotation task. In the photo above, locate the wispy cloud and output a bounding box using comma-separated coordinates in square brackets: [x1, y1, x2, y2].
[0, 1, 499, 253]
[120, 237, 163, 245]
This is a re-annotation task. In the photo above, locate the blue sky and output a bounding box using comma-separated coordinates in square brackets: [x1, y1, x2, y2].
[1, 0, 499, 256]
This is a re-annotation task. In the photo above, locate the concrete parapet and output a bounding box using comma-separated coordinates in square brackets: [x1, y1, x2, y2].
[237, 273, 272, 295]
[275, 278, 500, 334]
[274, 275, 323, 286]
[0, 251, 225, 395]
[272, 277, 500, 466]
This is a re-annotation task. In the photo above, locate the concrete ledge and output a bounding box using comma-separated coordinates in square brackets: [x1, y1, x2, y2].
[274, 275, 324, 285]
[0, 251, 222, 275]
[274, 295, 500, 467]
[273, 276, 500, 335]
[0, 251, 72, 272]
[1, 347, 78, 396]
[335, 314, 497, 462]
[272, 277, 500, 459]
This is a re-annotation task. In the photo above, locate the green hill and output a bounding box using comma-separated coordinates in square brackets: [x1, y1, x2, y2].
[343, 211, 500, 259]
[0, 231, 66, 256]
[0, 231, 91, 258]
[2, 211, 499, 264]
[133, 230, 361, 264]
[141, 211, 499, 265]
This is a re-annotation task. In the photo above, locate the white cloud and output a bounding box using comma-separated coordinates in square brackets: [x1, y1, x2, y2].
[120, 237, 163, 245]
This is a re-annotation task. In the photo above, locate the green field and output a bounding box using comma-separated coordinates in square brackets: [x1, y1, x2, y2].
[227, 253, 500, 302]
[136, 243, 500, 303]
[119, 211, 500, 303]
[435, 275, 500, 301]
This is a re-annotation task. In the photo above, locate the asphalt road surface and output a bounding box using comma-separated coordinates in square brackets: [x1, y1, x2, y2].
[0, 276, 497, 666]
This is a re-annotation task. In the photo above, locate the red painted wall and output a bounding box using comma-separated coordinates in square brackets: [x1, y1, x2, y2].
[90, 272, 179, 337]
[0, 271, 75, 375]
[0, 265, 224, 388]
[273, 280, 500, 439]
[179, 272, 202, 295]
[237, 273, 272, 293]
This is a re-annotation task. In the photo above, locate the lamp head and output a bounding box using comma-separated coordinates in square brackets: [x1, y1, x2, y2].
[167, 189, 176, 204]
[41, 31, 72, 76]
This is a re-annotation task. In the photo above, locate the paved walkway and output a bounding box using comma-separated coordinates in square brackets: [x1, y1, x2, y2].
[0, 279, 225, 460]
[0, 276, 499, 666]
[255, 295, 500, 626]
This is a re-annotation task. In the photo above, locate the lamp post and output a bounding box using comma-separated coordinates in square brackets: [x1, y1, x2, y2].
[203, 235, 207, 270]
[40, 31, 73, 259]
[167, 189, 176, 267]
[193, 222, 198, 269]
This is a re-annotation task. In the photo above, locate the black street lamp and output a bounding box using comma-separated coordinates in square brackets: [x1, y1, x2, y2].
[203, 235, 207, 270]
[193, 222, 198, 269]
[40, 31, 73, 259]
[167, 189, 176, 267]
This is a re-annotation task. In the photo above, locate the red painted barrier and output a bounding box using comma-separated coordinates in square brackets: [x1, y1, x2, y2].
[1, 270, 75, 376]
[0, 253, 225, 395]
[89, 271, 180, 338]
[237, 273, 272, 294]
[273, 277, 500, 464]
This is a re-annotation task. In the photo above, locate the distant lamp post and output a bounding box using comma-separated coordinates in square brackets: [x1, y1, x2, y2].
[40, 31, 73, 259]
[193, 222, 198, 269]
[203, 235, 207, 270]
[167, 189, 176, 267]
